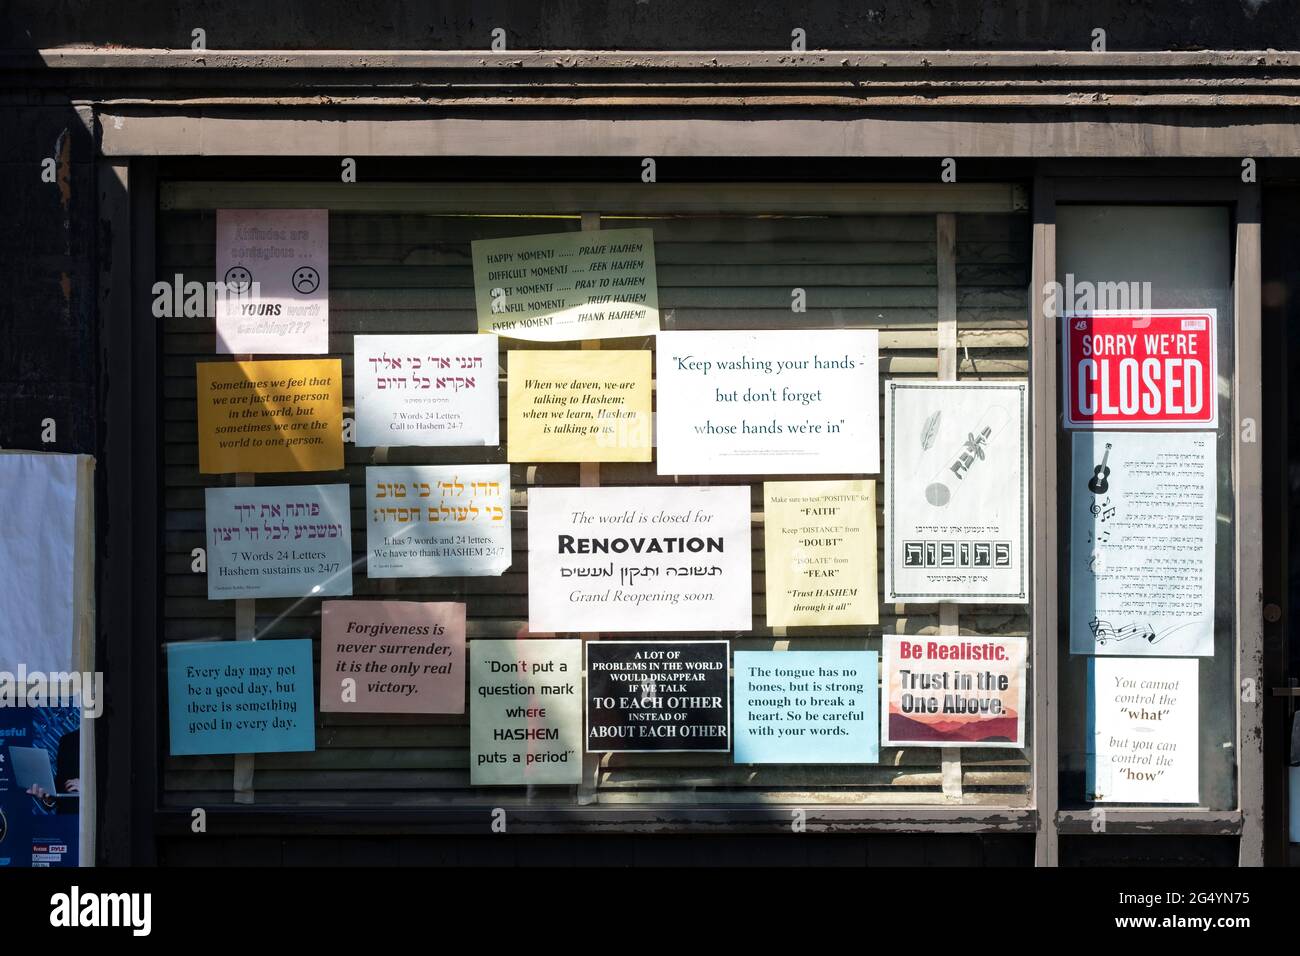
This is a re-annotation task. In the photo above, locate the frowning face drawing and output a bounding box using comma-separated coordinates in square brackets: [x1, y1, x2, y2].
[291, 265, 320, 295]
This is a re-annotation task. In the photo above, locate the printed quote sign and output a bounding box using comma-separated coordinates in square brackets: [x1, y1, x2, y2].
[507, 349, 651, 462]
[197, 359, 343, 474]
[1062, 310, 1217, 429]
[586, 641, 730, 753]
[1088, 656, 1198, 803]
[354, 334, 499, 448]
[527, 485, 753, 633]
[884, 380, 1028, 603]
[473, 228, 658, 341]
[320, 601, 465, 714]
[1070, 432, 1216, 657]
[206, 484, 353, 600]
[881, 635, 1027, 748]
[470, 640, 582, 786]
[655, 330, 880, 476]
[733, 651, 879, 764]
[167, 639, 315, 756]
[366, 464, 511, 578]
[215, 209, 328, 354]
[764, 480, 878, 628]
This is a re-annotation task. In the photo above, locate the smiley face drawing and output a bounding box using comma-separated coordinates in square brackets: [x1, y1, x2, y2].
[291, 265, 320, 295]
[223, 265, 253, 294]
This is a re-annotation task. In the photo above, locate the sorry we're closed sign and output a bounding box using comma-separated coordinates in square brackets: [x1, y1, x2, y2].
[1061, 311, 1217, 429]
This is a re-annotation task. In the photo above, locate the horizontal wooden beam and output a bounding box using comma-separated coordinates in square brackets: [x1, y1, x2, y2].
[23, 49, 1300, 70]
[153, 805, 1038, 835]
[1056, 809, 1243, 835]
[102, 109, 1300, 158]
[160, 181, 1026, 214]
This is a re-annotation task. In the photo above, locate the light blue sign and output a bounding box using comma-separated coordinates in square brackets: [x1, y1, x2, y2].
[168, 639, 316, 756]
[734, 651, 878, 764]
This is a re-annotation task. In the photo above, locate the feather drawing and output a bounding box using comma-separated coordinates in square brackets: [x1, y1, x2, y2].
[919, 411, 941, 451]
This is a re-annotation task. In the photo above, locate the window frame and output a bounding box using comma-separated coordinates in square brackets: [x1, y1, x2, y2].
[98, 154, 1263, 866]
[1031, 176, 1263, 862]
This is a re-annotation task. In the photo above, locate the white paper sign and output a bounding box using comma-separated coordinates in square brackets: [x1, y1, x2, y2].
[884, 380, 1029, 603]
[366, 464, 511, 578]
[655, 330, 880, 476]
[527, 485, 752, 633]
[215, 209, 328, 354]
[1069, 432, 1216, 657]
[205, 484, 353, 600]
[472, 228, 659, 341]
[1088, 656, 1199, 803]
[0, 453, 86, 672]
[353, 334, 499, 448]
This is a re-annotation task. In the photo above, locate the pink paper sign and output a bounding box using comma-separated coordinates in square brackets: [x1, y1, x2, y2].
[215, 208, 329, 354]
[320, 600, 466, 714]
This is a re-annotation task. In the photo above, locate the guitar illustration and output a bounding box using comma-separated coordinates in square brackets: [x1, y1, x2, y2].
[1087, 442, 1113, 495]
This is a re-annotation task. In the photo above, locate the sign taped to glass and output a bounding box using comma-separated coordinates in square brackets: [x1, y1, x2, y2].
[1062, 310, 1217, 429]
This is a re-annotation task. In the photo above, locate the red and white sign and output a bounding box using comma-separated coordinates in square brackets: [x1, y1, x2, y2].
[1062, 310, 1217, 429]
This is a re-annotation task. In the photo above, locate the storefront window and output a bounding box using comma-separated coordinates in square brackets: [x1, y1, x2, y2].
[157, 182, 1032, 813]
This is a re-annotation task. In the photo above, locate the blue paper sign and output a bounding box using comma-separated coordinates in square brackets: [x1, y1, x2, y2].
[167, 640, 316, 756]
[733, 651, 879, 764]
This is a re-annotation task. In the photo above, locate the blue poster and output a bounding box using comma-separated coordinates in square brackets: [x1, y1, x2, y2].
[0, 703, 81, 867]
[733, 651, 879, 764]
[167, 639, 316, 756]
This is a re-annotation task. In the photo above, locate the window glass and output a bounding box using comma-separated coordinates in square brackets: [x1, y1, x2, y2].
[1056, 205, 1236, 810]
[158, 187, 1031, 811]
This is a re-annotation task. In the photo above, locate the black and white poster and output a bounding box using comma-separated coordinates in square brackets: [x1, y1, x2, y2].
[1069, 432, 1216, 657]
[884, 380, 1029, 604]
[586, 641, 731, 753]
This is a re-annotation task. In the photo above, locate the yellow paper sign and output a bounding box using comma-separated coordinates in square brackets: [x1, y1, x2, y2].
[763, 479, 879, 628]
[197, 359, 344, 473]
[507, 350, 652, 462]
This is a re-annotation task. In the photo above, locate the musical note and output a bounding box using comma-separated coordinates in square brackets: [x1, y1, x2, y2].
[1089, 616, 1159, 646]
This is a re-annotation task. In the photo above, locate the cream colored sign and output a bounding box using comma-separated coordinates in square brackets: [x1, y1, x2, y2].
[473, 228, 659, 341]
[764, 480, 878, 628]
[470, 639, 583, 786]
[507, 350, 652, 462]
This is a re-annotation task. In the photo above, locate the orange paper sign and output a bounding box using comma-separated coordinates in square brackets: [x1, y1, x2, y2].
[197, 359, 344, 473]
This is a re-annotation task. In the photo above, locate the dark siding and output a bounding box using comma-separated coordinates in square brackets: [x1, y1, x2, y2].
[2, 1, 1293, 53]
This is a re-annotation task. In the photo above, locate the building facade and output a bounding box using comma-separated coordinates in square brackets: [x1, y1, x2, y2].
[1, 2, 1296, 866]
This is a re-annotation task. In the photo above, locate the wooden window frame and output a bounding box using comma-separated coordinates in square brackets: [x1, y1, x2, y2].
[96, 147, 1263, 868]
[1032, 176, 1263, 865]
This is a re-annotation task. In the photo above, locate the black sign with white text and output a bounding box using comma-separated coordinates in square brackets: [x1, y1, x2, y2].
[585, 641, 730, 753]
